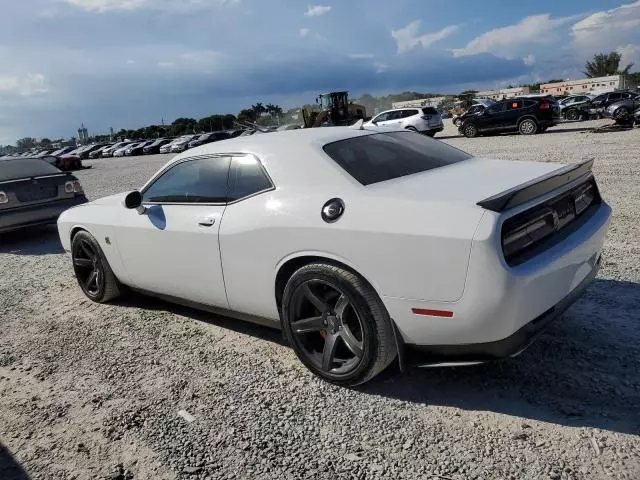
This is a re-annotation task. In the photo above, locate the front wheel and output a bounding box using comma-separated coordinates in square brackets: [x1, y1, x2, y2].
[453, 119, 462, 127]
[71, 231, 121, 303]
[462, 123, 478, 138]
[281, 263, 397, 386]
[519, 118, 538, 135]
[565, 109, 580, 121]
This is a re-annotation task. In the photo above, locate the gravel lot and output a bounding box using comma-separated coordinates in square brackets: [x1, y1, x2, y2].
[1, 120, 639, 480]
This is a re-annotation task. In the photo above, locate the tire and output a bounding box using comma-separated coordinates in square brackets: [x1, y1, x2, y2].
[281, 262, 397, 386]
[462, 123, 478, 138]
[565, 109, 579, 121]
[453, 119, 462, 127]
[614, 107, 631, 121]
[71, 231, 121, 303]
[518, 118, 538, 135]
[405, 126, 418, 132]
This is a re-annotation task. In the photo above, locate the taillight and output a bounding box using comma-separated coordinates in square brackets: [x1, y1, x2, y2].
[502, 208, 556, 259]
[0, 191, 8, 204]
[65, 180, 83, 194]
[539, 101, 550, 110]
[64, 181, 74, 193]
[73, 180, 83, 194]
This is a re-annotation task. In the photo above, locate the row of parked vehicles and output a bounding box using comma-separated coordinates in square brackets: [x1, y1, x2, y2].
[450, 89, 639, 138]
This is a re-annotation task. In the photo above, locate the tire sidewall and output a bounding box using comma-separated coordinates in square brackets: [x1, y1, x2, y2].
[463, 123, 477, 138]
[281, 266, 381, 385]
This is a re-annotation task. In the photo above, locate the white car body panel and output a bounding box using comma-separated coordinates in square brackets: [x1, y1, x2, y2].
[58, 127, 611, 353]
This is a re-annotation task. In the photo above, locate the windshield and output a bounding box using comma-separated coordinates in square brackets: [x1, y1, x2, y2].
[323, 132, 472, 186]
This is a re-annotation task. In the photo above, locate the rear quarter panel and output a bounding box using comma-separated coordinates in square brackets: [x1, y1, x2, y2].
[219, 188, 484, 320]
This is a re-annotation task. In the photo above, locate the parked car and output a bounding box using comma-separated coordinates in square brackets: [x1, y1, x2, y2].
[0, 157, 87, 233]
[143, 138, 172, 155]
[559, 95, 594, 121]
[89, 144, 112, 159]
[113, 143, 136, 157]
[459, 96, 561, 137]
[580, 90, 639, 119]
[125, 141, 154, 156]
[76, 144, 105, 160]
[187, 132, 230, 149]
[57, 126, 610, 386]
[604, 97, 640, 126]
[170, 135, 197, 153]
[364, 107, 444, 137]
[49, 146, 76, 157]
[452, 103, 490, 127]
[102, 141, 136, 158]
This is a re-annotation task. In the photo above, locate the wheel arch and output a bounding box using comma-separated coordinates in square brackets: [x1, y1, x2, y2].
[274, 253, 382, 312]
[517, 114, 539, 126]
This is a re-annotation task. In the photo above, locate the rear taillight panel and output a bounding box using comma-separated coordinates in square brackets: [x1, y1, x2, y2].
[539, 101, 550, 110]
[501, 178, 601, 266]
[0, 191, 8, 204]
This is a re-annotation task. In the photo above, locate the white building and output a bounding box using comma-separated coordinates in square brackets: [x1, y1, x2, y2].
[391, 97, 447, 109]
[476, 87, 531, 100]
[540, 75, 632, 96]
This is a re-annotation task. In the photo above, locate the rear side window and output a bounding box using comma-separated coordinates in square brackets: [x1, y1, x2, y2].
[323, 132, 472, 186]
[143, 156, 231, 203]
[228, 155, 273, 201]
[422, 107, 438, 115]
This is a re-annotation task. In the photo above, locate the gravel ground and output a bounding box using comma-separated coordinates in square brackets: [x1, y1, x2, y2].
[1, 119, 639, 480]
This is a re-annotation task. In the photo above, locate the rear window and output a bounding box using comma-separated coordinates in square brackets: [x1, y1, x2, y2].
[422, 107, 438, 115]
[322, 132, 472, 186]
[0, 158, 62, 182]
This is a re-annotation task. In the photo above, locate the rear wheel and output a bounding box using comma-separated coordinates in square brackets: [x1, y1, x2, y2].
[71, 231, 121, 303]
[462, 123, 478, 138]
[518, 118, 538, 135]
[281, 263, 396, 386]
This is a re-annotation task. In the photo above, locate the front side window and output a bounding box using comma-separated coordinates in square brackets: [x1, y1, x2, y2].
[143, 156, 231, 203]
[323, 132, 472, 186]
[228, 155, 273, 201]
[373, 112, 389, 123]
[486, 102, 506, 114]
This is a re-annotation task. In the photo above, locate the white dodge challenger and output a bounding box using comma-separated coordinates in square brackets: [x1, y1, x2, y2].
[57, 126, 611, 385]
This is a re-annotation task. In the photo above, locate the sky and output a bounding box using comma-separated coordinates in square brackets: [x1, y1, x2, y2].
[1, 0, 639, 144]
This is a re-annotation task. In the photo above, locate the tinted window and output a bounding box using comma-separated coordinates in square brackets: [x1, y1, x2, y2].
[323, 132, 472, 186]
[486, 102, 506, 114]
[387, 111, 403, 120]
[608, 93, 622, 101]
[228, 155, 273, 201]
[405, 110, 419, 118]
[422, 107, 438, 115]
[373, 112, 389, 122]
[143, 157, 231, 203]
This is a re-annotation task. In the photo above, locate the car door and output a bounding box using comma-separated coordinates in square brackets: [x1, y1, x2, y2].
[114, 155, 231, 307]
[371, 111, 390, 126]
[476, 101, 506, 131]
[503, 99, 526, 130]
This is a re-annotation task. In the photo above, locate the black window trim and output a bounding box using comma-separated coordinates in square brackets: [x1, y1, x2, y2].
[140, 153, 275, 207]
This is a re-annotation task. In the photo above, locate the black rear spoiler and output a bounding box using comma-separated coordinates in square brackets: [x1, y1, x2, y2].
[477, 158, 594, 212]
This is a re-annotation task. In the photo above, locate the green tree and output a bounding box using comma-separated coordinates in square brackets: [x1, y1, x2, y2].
[169, 118, 197, 136]
[584, 52, 633, 78]
[16, 137, 37, 151]
[39, 138, 52, 147]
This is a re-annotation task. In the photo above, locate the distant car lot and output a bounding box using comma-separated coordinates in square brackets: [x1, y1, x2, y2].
[1, 118, 639, 479]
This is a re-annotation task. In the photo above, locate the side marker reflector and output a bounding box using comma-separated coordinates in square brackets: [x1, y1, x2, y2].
[412, 308, 454, 318]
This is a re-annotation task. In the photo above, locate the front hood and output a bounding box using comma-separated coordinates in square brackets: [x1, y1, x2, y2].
[366, 157, 564, 205]
[88, 192, 128, 206]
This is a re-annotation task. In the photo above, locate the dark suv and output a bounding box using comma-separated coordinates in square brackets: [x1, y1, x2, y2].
[459, 97, 561, 137]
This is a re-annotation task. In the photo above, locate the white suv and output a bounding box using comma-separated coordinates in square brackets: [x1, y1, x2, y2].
[365, 107, 444, 137]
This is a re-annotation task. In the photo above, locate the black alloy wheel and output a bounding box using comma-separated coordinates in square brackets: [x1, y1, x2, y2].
[289, 280, 365, 375]
[282, 263, 396, 386]
[565, 109, 580, 121]
[463, 123, 478, 138]
[71, 231, 121, 303]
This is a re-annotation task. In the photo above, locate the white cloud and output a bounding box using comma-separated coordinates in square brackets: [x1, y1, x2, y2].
[374, 62, 388, 74]
[349, 53, 374, 59]
[571, 1, 640, 61]
[299, 28, 311, 37]
[523, 54, 535, 66]
[61, 0, 240, 13]
[0, 74, 49, 96]
[453, 14, 576, 58]
[157, 61, 175, 68]
[392, 21, 458, 55]
[305, 5, 331, 17]
[618, 44, 640, 69]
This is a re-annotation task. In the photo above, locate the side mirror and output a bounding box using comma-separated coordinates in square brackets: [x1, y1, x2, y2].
[123, 190, 145, 215]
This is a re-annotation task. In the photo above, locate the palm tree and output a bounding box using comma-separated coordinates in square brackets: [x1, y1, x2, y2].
[251, 103, 266, 119]
[584, 52, 633, 78]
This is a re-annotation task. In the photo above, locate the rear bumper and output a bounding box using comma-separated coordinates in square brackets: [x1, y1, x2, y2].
[404, 254, 600, 365]
[0, 196, 88, 233]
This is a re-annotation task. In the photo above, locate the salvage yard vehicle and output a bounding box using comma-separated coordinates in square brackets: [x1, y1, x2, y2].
[603, 97, 640, 127]
[460, 96, 561, 137]
[57, 126, 611, 386]
[0, 157, 87, 233]
[302, 91, 367, 128]
[452, 103, 491, 127]
[559, 95, 594, 121]
[364, 107, 444, 137]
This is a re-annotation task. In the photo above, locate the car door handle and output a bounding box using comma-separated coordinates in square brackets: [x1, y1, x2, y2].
[198, 216, 216, 226]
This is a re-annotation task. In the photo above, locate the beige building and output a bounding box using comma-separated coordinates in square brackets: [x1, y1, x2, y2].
[476, 86, 531, 100]
[391, 97, 447, 109]
[540, 75, 626, 95]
